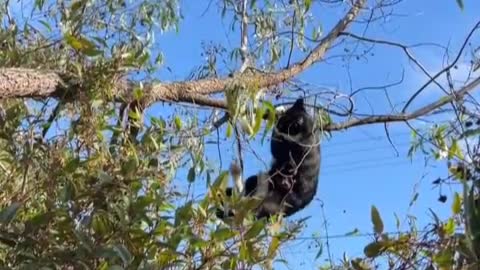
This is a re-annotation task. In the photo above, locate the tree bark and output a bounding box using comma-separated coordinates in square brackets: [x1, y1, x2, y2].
[0, 0, 366, 109]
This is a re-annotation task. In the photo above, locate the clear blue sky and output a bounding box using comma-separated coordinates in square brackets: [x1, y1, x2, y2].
[146, 1, 480, 268]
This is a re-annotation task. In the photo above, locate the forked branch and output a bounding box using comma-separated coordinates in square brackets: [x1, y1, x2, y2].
[0, 0, 366, 108]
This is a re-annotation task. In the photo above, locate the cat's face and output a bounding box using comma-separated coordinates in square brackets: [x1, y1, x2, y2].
[275, 99, 315, 138]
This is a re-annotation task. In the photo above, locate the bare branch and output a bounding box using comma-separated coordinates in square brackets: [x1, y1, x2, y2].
[402, 20, 480, 113]
[239, 0, 250, 72]
[325, 76, 480, 131]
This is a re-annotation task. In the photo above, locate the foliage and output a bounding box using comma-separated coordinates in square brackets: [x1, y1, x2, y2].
[0, 1, 321, 268]
[0, 96, 308, 269]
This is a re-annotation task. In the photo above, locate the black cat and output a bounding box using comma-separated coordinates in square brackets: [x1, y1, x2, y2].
[217, 98, 321, 219]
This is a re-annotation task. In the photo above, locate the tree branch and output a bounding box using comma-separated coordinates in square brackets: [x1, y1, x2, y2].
[239, 0, 250, 72]
[324, 76, 480, 131]
[0, 0, 366, 108]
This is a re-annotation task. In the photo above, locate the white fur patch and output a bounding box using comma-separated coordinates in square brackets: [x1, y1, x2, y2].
[234, 174, 244, 194]
[230, 163, 244, 194]
[276, 106, 287, 114]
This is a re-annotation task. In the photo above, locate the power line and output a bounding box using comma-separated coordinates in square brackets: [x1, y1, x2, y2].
[322, 159, 418, 176]
[322, 132, 412, 149]
[324, 142, 411, 157]
[323, 155, 415, 169]
[282, 229, 437, 242]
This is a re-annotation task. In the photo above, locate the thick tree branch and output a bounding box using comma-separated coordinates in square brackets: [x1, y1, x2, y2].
[0, 0, 366, 108]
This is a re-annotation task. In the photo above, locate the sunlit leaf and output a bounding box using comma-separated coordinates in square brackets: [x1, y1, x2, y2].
[444, 218, 456, 235]
[64, 33, 98, 55]
[226, 121, 233, 138]
[305, 0, 312, 11]
[267, 237, 281, 258]
[174, 115, 182, 130]
[452, 192, 462, 214]
[251, 106, 264, 137]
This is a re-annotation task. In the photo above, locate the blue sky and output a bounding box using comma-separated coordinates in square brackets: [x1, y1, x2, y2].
[146, 1, 480, 268]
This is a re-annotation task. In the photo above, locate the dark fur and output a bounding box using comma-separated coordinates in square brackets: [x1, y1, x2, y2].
[216, 98, 321, 219]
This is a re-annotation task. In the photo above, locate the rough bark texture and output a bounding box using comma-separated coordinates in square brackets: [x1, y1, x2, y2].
[0, 0, 366, 110]
[0, 68, 66, 98]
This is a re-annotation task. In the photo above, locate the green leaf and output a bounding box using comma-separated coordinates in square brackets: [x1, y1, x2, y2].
[267, 236, 281, 258]
[187, 167, 196, 183]
[433, 249, 453, 267]
[444, 218, 456, 235]
[212, 227, 235, 241]
[70, 0, 85, 13]
[251, 106, 265, 137]
[244, 220, 265, 239]
[315, 243, 323, 260]
[133, 87, 144, 100]
[456, 0, 464, 10]
[452, 192, 462, 214]
[370, 205, 384, 234]
[74, 229, 94, 253]
[83, 47, 103, 57]
[64, 157, 80, 173]
[174, 202, 193, 226]
[0, 202, 21, 224]
[261, 101, 276, 143]
[128, 109, 141, 121]
[92, 212, 112, 235]
[97, 170, 113, 184]
[211, 170, 229, 191]
[174, 115, 182, 130]
[112, 244, 132, 265]
[363, 241, 385, 258]
[239, 117, 253, 135]
[24, 211, 54, 233]
[34, 0, 45, 9]
[305, 0, 312, 11]
[449, 139, 463, 159]
[38, 20, 52, 32]
[64, 33, 96, 52]
[351, 258, 370, 270]
[226, 122, 233, 138]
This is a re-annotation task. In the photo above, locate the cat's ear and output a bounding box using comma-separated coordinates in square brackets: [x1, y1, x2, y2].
[292, 98, 305, 110]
